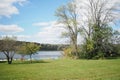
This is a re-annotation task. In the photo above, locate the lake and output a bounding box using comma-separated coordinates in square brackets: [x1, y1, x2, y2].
[0, 51, 63, 60]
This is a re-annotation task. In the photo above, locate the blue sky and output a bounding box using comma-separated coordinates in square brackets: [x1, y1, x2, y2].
[0, 0, 69, 44]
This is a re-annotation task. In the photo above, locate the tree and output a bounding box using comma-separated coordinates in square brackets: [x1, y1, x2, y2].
[76, 0, 120, 59]
[17, 43, 27, 61]
[55, 0, 79, 58]
[0, 36, 17, 64]
[18, 43, 40, 63]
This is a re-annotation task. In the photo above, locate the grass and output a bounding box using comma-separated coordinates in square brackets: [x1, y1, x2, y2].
[0, 59, 120, 80]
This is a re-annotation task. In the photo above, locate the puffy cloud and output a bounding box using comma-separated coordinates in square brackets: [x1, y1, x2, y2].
[0, 21, 67, 44]
[33, 21, 55, 27]
[0, 0, 27, 18]
[0, 24, 24, 33]
[16, 35, 31, 41]
[33, 21, 67, 44]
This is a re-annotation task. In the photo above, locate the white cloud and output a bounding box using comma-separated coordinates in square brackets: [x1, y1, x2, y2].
[33, 21, 67, 44]
[33, 21, 54, 27]
[117, 28, 120, 32]
[17, 35, 31, 40]
[17, 35, 30, 38]
[0, 0, 27, 18]
[0, 22, 67, 44]
[0, 24, 24, 33]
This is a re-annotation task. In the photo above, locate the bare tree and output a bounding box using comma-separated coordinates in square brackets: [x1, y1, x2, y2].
[77, 0, 120, 39]
[0, 36, 17, 64]
[55, 0, 79, 58]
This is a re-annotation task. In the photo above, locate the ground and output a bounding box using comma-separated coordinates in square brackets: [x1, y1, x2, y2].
[0, 59, 120, 80]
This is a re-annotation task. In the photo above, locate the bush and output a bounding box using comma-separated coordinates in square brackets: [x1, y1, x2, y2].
[63, 47, 74, 58]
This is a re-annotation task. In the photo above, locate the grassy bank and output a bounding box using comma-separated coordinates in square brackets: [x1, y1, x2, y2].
[0, 59, 120, 80]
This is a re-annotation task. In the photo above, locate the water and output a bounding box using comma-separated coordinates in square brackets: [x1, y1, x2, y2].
[0, 51, 63, 60]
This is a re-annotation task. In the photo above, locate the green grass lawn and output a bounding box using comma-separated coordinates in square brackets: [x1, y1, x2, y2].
[0, 59, 120, 80]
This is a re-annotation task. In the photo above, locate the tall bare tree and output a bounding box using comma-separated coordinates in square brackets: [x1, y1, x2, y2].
[77, 0, 120, 39]
[55, 0, 79, 58]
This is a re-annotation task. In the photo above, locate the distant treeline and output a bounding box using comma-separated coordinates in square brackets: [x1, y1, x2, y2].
[0, 40, 68, 51]
[17, 41, 69, 51]
[39, 44, 68, 51]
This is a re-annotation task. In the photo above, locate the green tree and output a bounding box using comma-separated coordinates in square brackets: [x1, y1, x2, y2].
[0, 36, 17, 64]
[17, 43, 27, 61]
[18, 43, 40, 63]
[76, 0, 120, 59]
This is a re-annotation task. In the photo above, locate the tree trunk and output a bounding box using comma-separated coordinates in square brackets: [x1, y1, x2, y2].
[7, 57, 12, 64]
[74, 42, 78, 58]
[21, 55, 25, 62]
[30, 55, 32, 63]
[72, 35, 78, 59]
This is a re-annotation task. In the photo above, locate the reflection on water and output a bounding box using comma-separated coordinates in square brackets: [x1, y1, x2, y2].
[0, 51, 63, 60]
